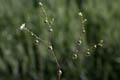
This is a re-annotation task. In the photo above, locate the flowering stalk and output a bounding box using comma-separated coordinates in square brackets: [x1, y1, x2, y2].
[39, 2, 53, 32]
[39, 2, 62, 80]
[72, 12, 87, 59]
[72, 12, 104, 59]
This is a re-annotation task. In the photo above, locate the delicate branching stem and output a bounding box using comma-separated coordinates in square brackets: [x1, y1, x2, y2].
[85, 40, 104, 56]
[39, 2, 53, 32]
[73, 12, 103, 58]
[20, 23, 60, 69]
[39, 2, 62, 80]
[19, 2, 104, 80]
[72, 12, 86, 59]
[48, 43, 60, 68]
[48, 43, 62, 80]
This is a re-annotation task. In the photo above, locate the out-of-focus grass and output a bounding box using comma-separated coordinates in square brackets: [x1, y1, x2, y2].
[0, 0, 120, 80]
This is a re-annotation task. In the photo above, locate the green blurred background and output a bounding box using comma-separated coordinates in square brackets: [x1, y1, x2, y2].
[0, 0, 120, 80]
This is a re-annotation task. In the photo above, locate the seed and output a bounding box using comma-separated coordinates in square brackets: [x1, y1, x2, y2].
[44, 20, 48, 23]
[58, 70, 62, 76]
[84, 19, 87, 22]
[86, 52, 90, 56]
[48, 45, 53, 50]
[39, 2, 43, 7]
[78, 12, 83, 17]
[77, 40, 82, 45]
[82, 29, 86, 33]
[72, 54, 77, 59]
[49, 28, 53, 32]
[98, 44, 103, 47]
[94, 45, 97, 48]
[35, 40, 39, 44]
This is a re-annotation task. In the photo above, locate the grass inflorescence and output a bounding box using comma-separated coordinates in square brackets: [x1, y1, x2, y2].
[19, 2, 104, 80]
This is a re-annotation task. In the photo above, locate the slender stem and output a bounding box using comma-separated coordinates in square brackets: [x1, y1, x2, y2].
[50, 48, 60, 68]
[24, 28, 48, 46]
[41, 6, 52, 28]
[39, 2, 61, 80]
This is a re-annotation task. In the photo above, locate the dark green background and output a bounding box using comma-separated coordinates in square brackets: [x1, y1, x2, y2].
[0, 0, 120, 80]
